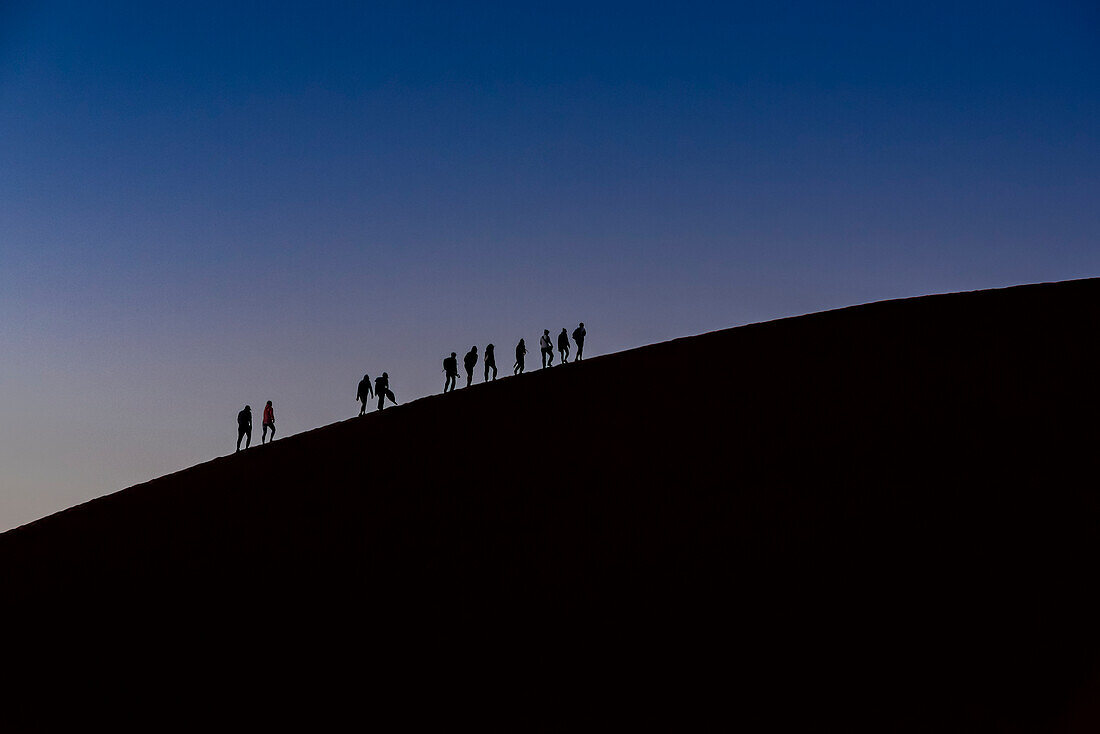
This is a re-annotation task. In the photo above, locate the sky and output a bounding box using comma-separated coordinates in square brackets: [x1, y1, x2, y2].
[1, 0, 1097, 530]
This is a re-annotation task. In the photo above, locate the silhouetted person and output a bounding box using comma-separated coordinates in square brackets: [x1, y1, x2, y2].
[573, 322, 586, 360]
[514, 338, 527, 375]
[540, 329, 553, 368]
[443, 352, 458, 393]
[464, 346, 478, 388]
[558, 328, 570, 364]
[261, 401, 275, 444]
[375, 372, 397, 410]
[484, 343, 497, 382]
[236, 405, 252, 452]
[356, 373, 373, 416]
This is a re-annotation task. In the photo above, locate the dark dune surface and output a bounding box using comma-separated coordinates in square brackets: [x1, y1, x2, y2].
[3, 278, 1100, 730]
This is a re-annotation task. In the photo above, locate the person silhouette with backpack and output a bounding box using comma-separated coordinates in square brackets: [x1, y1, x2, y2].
[236, 405, 252, 452]
[464, 346, 478, 388]
[375, 372, 397, 411]
[540, 330, 553, 368]
[443, 352, 458, 393]
[356, 373, 373, 416]
[573, 322, 586, 361]
[558, 327, 570, 364]
[484, 343, 497, 382]
[514, 338, 527, 375]
[261, 401, 275, 444]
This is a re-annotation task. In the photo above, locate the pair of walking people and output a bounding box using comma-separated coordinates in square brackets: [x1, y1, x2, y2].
[444, 344, 498, 392]
[236, 401, 275, 452]
[357, 372, 398, 414]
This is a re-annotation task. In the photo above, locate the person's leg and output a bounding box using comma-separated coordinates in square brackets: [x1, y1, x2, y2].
[269, 424, 275, 441]
[378, 394, 384, 411]
[261, 425, 267, 444]
[577, 342, 583, 360]
[245, 429, 251, 449]
[491, 363, 497, 380]
[484, 363, 489, 382]
[237, 429, 244, 452]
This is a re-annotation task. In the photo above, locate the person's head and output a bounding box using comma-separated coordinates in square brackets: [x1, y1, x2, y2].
[245, 405, 251, 411]
[451, 352, 456, 358]
[561, 327, 566, 332]
[544, 329, 549, 335]
[266, 401, 272, 407]
[519, 338, 524, 344]
[487, 343, 493, 350]
[579, 322, 584, 328]
[382, 372, 388, 378]
[364, 374, 369, 380]
[472, 345, 477, 351]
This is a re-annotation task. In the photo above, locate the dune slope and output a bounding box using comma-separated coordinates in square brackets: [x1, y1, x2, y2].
[4, 278, 1099, 730]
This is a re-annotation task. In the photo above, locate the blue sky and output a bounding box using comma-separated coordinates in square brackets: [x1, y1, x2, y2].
[1, 1, 1097, 529]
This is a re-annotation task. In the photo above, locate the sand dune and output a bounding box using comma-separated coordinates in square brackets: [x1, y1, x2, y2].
[3, 278, 1099, 730]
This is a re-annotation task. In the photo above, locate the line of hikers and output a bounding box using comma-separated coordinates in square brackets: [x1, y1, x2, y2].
[443, 322, 585, 393]
[235, 323, 585, 451]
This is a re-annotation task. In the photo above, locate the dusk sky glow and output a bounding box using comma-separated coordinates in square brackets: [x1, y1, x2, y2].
[1, 1, 1097, 530]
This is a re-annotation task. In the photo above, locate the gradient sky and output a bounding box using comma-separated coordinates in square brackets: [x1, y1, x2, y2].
[1, 1, 1097, 531]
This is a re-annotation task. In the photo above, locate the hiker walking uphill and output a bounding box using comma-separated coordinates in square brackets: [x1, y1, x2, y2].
[573, 322, 586, 361]
[558, 328, 570, 364]
[236, 405, 252, 452]
[443, 352, 458, 393]
[261, 401, 275, 444]
[356, 374, 373, 416]
[375, 372, 397, 411]
[484, 344, 497, 382]
[464, 346, 478, 388]
[540, 330, 554, 368]
[514, 338, 527, 375]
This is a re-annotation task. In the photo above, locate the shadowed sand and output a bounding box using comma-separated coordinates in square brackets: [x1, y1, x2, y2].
[3, 278, 1099, 730]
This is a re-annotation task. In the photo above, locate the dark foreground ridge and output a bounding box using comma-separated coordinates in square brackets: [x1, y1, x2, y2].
[4, 279, 1100, 730]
